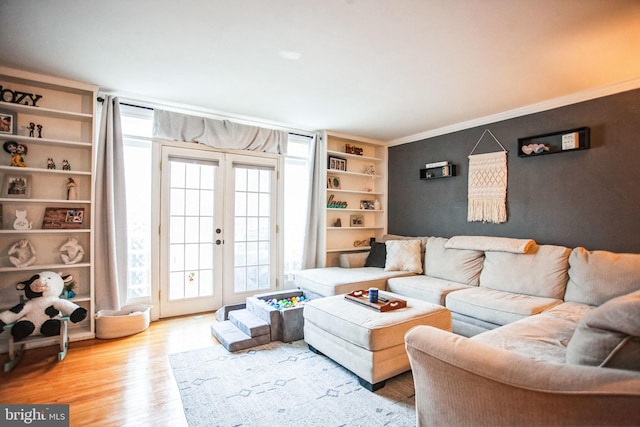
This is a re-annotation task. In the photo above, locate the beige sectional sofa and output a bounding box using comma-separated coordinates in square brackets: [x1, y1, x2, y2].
[296, 234, 640, 425]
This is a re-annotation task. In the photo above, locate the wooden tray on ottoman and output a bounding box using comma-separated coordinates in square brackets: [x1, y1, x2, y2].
[345, 290, 407, 312]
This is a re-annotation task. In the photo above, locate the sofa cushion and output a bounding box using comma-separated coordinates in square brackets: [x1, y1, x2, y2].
[424, 237, 484, 286]
[385, 239, 423, 274]
[566, 290, 640, 371]
[479, 244, 570, 299]
[564, 247, 640, 306]
[387, 275, 472, 306]
[445, 287, 562, 326]
[295, 267, 414, 297]
[364, 241, 386, 268]
[472, 302, 593, 364]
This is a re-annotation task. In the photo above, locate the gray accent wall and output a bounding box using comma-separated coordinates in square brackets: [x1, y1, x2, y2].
[388, 88, 640, 253]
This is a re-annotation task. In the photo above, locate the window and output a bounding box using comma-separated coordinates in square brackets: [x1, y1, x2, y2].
[283, 134, 313, 286]
[120, 105, 153, 300]
[119, 104, 313, 299]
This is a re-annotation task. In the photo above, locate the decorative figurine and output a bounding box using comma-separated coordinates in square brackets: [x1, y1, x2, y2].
[14, 143, 27, 167]
[66, 177, 78, 200]
[37, 124, 43, 138]
[59, 237, 84, 265]
[28, 122, 35, 137]
[13, 210, 32, 230]
[62, 159, 71, 170]
[364, 165, 376, 175]
[47, 157, 56, 169]
[8, 239, 36, 268]
[3, 140, 28, 167]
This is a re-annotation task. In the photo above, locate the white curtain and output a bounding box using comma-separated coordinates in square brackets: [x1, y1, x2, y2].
[302, 132, 325, 268]
[94, 96, 129, 310]
[153, 110, 288, 154]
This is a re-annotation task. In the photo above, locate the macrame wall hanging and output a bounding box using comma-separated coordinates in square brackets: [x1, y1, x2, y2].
[467, 129, 508, 224]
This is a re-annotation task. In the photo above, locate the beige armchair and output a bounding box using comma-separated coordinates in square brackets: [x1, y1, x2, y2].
[405, 326, 640, 426]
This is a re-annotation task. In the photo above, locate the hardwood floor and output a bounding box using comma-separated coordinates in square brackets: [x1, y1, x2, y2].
[0, 312, 220, 426]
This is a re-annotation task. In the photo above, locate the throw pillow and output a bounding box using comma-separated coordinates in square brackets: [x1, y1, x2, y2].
[384, 239, 423, 274]
[364, 241, 386, 268]
[566, 290, 640, 371]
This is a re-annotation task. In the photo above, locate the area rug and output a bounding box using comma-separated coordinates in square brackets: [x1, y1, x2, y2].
[169, 340, 416, 427]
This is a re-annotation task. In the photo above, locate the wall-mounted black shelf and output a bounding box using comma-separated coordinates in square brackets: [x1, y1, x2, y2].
[420, 164, 456, 180]
[518, 127, 590, 158]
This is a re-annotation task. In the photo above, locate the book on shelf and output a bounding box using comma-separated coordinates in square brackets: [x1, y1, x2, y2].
[424, 161, 449, 169]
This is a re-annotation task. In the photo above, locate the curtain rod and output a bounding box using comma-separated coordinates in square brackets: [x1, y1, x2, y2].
[97, 96, 154, 111]
[96, 95, 316, 137]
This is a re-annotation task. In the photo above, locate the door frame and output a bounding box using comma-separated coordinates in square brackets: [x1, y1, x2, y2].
[150, 141, 284, 320]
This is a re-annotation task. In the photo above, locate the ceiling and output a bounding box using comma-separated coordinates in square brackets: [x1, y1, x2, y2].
[1, 0, 640, 143]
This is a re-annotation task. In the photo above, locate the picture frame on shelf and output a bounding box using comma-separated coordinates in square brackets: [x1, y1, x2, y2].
[350, 214, 364, 227]
[0, 110, 16, 135]
[328, 156, 347, 171]
[42, 207, 85, 229]
[360, 200, 375, 210]
[327, 175, 341, 189]
[2, 174, 31, 198]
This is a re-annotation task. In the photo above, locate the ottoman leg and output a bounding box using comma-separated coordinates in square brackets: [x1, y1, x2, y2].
[309, 343, 387, 392]
[358, 377, 386, 392]
[308, 344, 324, 356]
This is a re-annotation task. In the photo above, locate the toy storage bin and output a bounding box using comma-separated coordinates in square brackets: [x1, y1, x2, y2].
[95, 304, 151, 339]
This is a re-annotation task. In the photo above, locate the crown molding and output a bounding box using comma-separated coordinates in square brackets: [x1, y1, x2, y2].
[388, 78, 640, 146]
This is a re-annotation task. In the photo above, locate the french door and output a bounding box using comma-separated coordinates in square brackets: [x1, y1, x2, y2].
[159, 145, 280, 318]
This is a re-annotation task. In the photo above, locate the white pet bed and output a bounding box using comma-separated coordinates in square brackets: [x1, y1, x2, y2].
[95, 304, 151, 339]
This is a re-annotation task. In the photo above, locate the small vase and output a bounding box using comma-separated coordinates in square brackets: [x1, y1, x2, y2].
[373, 199, 381, 210]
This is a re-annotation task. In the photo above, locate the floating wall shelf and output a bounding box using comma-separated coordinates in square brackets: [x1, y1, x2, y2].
[420, 164, 456, 180]
[518, 127, 590, 158]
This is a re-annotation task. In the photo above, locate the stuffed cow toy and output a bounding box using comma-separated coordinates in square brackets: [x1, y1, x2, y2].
[0, 271, 87, 341]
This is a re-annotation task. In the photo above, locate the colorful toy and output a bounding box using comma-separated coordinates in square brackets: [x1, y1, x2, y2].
[263, 295, 307, 311]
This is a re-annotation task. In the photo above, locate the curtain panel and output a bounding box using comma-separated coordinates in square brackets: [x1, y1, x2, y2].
[95, 96, 129, 311]
[302, 132, 325, 268]
[153, 110, 288, 154]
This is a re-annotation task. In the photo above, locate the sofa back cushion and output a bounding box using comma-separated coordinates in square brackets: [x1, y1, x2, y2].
[564, 247, 640, 306]
[424, 237, 484, 286]
[479, 244, 570, 299]
[566, 290, 640, 371]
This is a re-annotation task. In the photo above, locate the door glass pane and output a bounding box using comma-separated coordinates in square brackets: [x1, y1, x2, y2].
[233, 165, 272, 292]
[168, 158, 217, 302]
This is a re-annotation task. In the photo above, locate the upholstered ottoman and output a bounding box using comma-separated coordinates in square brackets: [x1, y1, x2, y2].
[303, 291, 451, 391]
